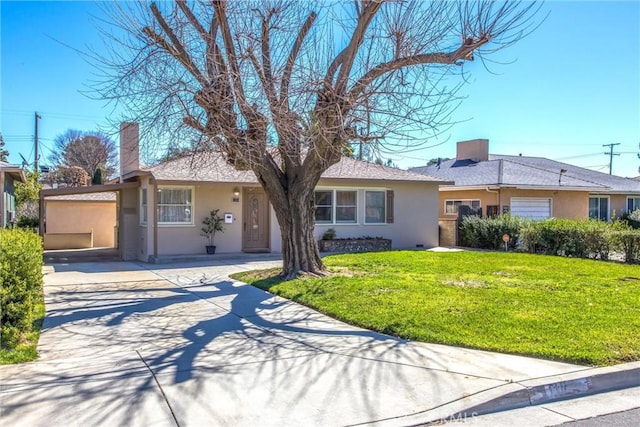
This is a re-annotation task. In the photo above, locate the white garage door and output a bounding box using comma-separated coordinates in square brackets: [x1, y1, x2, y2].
[510, 197, 551, 219]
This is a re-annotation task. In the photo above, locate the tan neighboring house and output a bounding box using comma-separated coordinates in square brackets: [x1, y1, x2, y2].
[1, 161, 27, 227]
[42, 192, 117, 249]
[41, 123, 450, 261]
[410, 139, 640, 223]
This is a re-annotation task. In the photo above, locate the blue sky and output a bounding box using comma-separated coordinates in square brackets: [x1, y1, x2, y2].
[1, 1, 639, 176]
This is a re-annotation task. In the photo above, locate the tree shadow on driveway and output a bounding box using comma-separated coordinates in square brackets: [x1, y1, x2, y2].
[0, 272, 521, 426]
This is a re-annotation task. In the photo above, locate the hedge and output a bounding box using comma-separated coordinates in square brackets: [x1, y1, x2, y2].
[459, 215, 532, 250]
[459, 215, 640, 263]
[519, 218, 617, 259]
[0, 229, 43, 349]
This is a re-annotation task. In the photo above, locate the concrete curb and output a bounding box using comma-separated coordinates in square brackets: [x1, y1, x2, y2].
[446, 361, 640, 421]
[369, 362, 640, 426]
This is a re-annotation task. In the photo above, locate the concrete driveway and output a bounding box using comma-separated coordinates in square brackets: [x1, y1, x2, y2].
[1, 258, 594, 426]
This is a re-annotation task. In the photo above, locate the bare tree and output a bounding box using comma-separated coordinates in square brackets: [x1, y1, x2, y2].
[49, 129, 118, 180]
[96, 0, 540, 278]
[42, 166, 91, 188]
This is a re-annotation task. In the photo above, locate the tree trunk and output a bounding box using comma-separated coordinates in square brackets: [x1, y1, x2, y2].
[256, 164, 325, 279]
[271, 185, 324, 279]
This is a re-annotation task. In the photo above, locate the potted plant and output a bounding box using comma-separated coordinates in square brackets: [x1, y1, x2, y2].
[201, 209, 225, 254]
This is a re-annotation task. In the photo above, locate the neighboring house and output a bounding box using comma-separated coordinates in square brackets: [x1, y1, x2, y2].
[42, 123, 449, 262]
[0, 161, 26, 227]
[410, 139, 640, 222]
[42, 192, 117, 249]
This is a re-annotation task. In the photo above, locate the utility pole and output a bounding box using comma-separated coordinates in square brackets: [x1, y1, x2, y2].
[34, 112, 42, 173]
[603, 143, 620, 175]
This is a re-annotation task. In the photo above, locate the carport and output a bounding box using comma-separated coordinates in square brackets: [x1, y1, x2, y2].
[39, 182, 139, 261]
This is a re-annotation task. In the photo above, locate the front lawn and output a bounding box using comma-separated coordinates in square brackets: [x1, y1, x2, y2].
[232, 251, 640, 366]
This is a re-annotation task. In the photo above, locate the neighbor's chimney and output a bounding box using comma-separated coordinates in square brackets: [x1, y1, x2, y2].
[119, 122, 139, 180]
[456, 138, 489, 162]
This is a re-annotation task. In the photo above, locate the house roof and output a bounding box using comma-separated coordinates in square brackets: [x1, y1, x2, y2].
[46, 192, 117, 202]
[410, 154, 640, 194]
[0, 161, 27, 183]
[143, 151, 449, 184]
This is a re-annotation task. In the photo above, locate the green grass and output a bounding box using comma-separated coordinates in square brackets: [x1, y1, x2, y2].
[232, 251, 640, 366]
[0, 290, 45, 364]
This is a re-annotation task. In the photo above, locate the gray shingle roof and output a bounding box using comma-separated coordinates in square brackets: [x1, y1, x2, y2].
[411, 154, 640, 193]
[145, 152, 448, 184]
[492, 155, 640, 193]
[46, 192, 117, 202]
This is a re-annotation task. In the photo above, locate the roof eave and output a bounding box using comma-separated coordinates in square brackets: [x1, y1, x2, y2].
[439, 184, 608, 192]
[2, 167, 27, 183]
[318, 177, 449, 185]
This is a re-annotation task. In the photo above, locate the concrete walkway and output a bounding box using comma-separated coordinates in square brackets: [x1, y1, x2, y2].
[1, 258, 638, 426]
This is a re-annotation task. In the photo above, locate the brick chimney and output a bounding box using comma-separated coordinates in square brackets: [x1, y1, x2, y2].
[456, 138, 489, 162]
[119, 122, 139, 179]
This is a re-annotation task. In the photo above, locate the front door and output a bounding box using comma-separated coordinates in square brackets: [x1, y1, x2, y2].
[242, 188, 270, 252]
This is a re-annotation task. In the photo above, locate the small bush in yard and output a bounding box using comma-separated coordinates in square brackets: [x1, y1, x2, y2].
[519, 218, 618, 259]
[0, 228, 43, 349]
[459, 215, 530, 250]
[609, 229, 640, 263]
[621, 209, 640, 229]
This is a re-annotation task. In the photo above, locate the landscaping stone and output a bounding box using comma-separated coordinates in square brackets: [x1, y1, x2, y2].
[318, 238, 391, 253]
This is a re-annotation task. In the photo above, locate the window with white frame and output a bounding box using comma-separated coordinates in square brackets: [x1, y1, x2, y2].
[157, 187, 193, 224]
[314, 190, 333, 223]
[589, 196, 609, 221]
[365, 191, 386, 224]
[314, 190, 357, 224]
[445, 199, 481, 215]
[336, 191, 357, 223]
[627, 197, 640, 213]
[140, 188, 148, 224]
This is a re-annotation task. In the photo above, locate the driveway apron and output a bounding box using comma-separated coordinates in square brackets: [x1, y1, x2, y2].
[0, 259, 587, 427]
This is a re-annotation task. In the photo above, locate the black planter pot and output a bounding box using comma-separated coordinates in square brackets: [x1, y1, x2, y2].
[206, 245, 216, 255]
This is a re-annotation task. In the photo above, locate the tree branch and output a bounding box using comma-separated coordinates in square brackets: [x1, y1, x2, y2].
[212, 0, 253, 118]
[327, 0, 383, 93]
[348, 35, 490, 100]
[148, 2, 207, 87]
[280, 11, 317, 103]
[260, 10, 276, 101]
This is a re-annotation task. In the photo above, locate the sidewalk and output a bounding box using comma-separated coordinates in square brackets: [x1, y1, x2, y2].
[1, 258, 638, 426]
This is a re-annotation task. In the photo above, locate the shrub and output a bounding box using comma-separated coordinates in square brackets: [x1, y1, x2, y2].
[520, 218, 622, 259]
[17, 216, 39, 229]
[621, 209, 640, 229]
[459, 215, 530, 250]
[0, 229, 43, 349]
[321, 228, 336, 240]
[609, 229, 640, 263]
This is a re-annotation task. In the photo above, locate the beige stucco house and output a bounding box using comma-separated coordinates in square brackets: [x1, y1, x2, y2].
[43, 123, 449, 261]
[1, 161, 26, 227]
[410, 139, 640, 222]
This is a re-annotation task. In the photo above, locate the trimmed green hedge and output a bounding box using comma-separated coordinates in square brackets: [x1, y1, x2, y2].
[519, 218, 616, 259]
[459, 215, 532, 250]
[459, 215, 640, 263]
[0, 229, 43, 349]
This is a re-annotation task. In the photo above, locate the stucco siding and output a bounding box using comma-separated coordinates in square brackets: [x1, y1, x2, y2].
[438, 188, 589, 219]
[119, 187, 139, 261]
[45, 200, 116, 248]
[313, 180, 440, 249]
[609, 194, 628, 218]
[148, 180, 441, 256]
[156, 183, 244, 255]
